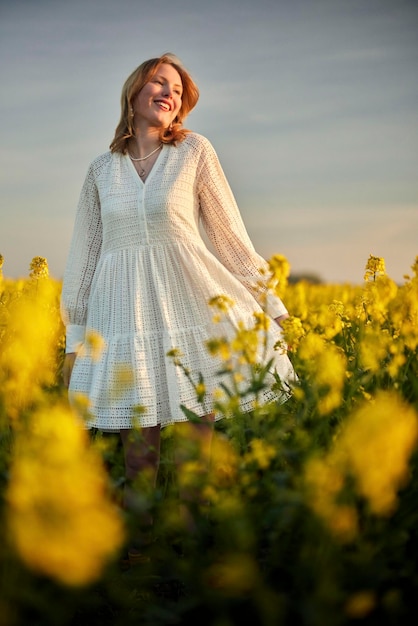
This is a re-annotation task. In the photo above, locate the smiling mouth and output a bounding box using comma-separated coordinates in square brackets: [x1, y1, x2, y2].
[154, 100, 171, 111]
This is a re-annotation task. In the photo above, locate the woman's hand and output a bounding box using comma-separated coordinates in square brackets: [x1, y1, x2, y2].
[63, 353, 77, 388]
[274, 313, 289, 328]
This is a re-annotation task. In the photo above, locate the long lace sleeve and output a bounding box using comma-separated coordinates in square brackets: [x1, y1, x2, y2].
[60, 163, 102, 352]
[197, 138, 288, 319]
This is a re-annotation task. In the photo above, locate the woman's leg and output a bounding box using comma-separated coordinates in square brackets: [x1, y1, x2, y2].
[120, 425, 161, 551]
[174, 415, 214, 531]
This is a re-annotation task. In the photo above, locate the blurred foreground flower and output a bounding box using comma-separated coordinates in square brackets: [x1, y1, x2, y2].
[345, 591, 376, 619]
[0, 277, 63, 419]
[243, 438, 276, 471]
[267, 254, 290, 297]
[305, 391, 418, 540]
[256, 253, 290, 303]
[298, 332, 347, 415]
[6, 404, 124, 586]
[82, 329, 106, 362]
[338, 391, 418, 515]
[204, 553, 260, 596]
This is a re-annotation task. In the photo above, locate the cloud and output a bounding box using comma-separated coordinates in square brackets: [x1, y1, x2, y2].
[0, 0, 417, 283]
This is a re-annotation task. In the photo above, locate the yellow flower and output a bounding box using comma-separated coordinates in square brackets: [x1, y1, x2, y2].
[338, 391, 418, 515]
[244, 438, 276, 470]
[0, 277, 63, 419]
[29, 256, 49, 279]
[298, 333, 347, 415]
[266, 254, 290, 298]
[304, 391, 418, 540]
[305, 456, 344, 501]
[304, 456, 358, 542]
[252, 311, 270, 332]
[6, 404, 125, 586]
[209, 432, 239, 488]
[177, 459, 207, 491]
[71, 392, 92, 422]
[204, 553, 260, 596]
[166, 347, 182, 358]
[208, 294, 235, 313]
[195, 381, 206, 399]
[328, 299, 344, 316]
[364, 254, 385, 282]
[84, 330, 105, 361]
[231, 323, 259, 365]
[345, 591, 376, 619]
[268, 254, 290, 283]
[201, 484, 220, 505]
[387, 349, 406, 378]
[279, 315, 305, 350]
[389, 280, 418, 352]
[361, 275, 398, 327]
[328, 505, 358, 539]
[205, 337, 231, 361]
[232, 371, 244, 384]
[359, 327, 391, 373]
[108, 363, 135, 400]
[211, 492, 245, 521]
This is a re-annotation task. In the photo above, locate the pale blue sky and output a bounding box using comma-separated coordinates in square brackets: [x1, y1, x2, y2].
[1, 0, 417, 283]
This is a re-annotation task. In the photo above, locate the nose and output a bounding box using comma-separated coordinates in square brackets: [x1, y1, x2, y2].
[162, 83, 174, 98]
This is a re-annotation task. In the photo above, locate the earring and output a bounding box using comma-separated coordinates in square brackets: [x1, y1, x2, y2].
[129, 107, 134, 116]
[169, 122, 173, 131]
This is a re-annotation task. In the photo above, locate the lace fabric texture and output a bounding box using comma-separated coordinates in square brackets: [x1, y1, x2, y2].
[61, 133, 295, 429]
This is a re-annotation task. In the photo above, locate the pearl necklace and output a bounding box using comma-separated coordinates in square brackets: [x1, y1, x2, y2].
[128, 144, 162, 161]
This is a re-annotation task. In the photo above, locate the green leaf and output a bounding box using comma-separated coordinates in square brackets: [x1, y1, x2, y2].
[179, 404, 202, 423]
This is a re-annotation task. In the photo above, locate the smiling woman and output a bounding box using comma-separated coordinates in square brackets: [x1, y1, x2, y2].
[127, 63, 185, 180]
[110, 53, 200, 154]
[60, 52, 295, 564]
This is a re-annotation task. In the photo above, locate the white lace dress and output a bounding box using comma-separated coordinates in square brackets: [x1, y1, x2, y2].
[61, 132, 296, 430]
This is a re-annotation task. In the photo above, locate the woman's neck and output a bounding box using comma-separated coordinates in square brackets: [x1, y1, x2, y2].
[130, 127, 161, 158]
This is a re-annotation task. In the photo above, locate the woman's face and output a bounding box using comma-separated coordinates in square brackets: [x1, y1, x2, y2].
[133, 63, 183, 130]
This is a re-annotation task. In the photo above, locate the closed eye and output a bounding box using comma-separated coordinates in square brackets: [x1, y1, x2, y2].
[152, 74, 182, 96]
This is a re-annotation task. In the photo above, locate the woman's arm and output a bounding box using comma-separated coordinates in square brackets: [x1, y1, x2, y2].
[274, 313, 289, 327]
[63, 353, 76, 387]
[197, 137, 288, 319]
[60, 162, 103, 354]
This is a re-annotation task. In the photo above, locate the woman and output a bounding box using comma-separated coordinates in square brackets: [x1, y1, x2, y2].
[61, 53, 295, 562]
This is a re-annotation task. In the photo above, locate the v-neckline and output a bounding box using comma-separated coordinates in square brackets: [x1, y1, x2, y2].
[125, 144, 167, 188]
